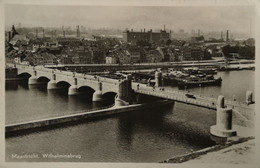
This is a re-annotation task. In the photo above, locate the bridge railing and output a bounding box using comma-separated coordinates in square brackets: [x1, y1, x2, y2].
[135, 88, 217, 109]
[15, 64, 119, 84]
[133, 81, 247, 105]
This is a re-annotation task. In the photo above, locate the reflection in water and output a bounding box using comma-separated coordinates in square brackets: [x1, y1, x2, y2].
[5, 81, 18, 90]
[5, 80, 115, 124]
[28, 84, 48, 92]
[5, 71, 254, 162]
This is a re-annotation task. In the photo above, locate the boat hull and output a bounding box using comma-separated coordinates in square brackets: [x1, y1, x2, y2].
[178, 78, 222, 89]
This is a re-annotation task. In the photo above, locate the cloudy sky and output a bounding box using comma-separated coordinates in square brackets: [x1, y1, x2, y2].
[5, 4, 255, 34]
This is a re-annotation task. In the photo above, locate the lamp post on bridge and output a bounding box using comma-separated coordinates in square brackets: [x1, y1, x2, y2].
[162, 78, 164, 88]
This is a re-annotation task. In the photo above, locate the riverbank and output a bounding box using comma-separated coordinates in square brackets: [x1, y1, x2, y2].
[161, 136, 255, 164]
[184, 138, 255, 164]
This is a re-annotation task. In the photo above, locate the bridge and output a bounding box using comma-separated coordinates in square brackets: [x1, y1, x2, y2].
[7, 64, 255, 138]
[45, 59, 255, 72]
[12, 64, 133, 105]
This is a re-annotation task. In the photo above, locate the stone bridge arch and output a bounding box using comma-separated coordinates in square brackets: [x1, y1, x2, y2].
[17, 72, 32, 78]
[103, 91, 118, 101]
[17, 69, 33, 76]
[56, 79, 74, 86]
[77, 82, 98, 91]
[56, 80, 72, 87]
[37, 76, 51, 81]
[77, 85, 96, 93]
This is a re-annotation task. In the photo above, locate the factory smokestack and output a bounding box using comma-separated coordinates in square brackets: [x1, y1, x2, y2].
[76, 25, 80, 37]
[226, 30, 229, 42]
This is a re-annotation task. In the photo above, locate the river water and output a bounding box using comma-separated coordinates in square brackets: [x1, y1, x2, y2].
[5, 70, 254, 162]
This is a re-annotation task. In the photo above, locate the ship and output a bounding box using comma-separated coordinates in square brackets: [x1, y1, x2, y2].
[177, 75, 222, 89]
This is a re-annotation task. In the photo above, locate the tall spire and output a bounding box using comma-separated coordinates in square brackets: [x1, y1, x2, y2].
[11, 25, 18, 38]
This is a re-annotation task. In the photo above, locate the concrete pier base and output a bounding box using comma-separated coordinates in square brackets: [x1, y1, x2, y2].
[47, 80, 58, 89]
[114, 97, 129, 107]
[92, 90, 103, 101]
[28, 77, 39, 85]
[210, 107, 237, 137]
[210, 125, 237, 137]
[68, 85, 78, 95]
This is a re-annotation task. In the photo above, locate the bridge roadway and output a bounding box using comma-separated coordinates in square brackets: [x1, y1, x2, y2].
[132, 83, 254, 110]
[10, 64, 254, 112]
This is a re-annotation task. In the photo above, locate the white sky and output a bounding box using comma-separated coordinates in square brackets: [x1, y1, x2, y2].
[5, 4, 255, 34]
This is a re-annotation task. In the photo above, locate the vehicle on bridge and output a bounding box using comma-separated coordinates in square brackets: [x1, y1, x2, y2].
[185, 93, 196, 99]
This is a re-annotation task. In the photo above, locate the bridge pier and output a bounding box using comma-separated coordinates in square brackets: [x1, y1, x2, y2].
[68, 85, 78, 95]
[115, 95, 130, 106]
[246, 90, 253, 105]
[28, 76, 40, 85]
[114, 74, 133, 107]
[47, 80, 58, 89]
[47, 74, 58, 89]
[92, 82, 103, 101]
[68, 78, 78, 95]
[28, 70, 41, 85]
[210, 95, 237, 137]
[155, 71, 163, 87]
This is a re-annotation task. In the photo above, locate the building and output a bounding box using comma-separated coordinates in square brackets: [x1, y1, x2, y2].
[123, 26, 171, 44]
[190, 36, 205, 44]
[183, 46, 204, 61]
[145, 47, 164, 63]
[106, 56, 117, 64]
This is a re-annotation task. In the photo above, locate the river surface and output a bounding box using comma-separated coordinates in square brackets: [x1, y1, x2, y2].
[5, 70, 254, 162]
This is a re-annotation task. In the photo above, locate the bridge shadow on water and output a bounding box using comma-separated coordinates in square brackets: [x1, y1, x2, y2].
[115, 102, 217, 151]
[6, 81, 220, 151]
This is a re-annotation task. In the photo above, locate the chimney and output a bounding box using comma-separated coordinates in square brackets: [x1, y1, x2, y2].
[141, 29, 142, 32]
[77, 25, 80, 37]
[36, 29, 38, 38]
[131, 29, 133, 32]
[63, 30, 65, 38]
[164, 25, 165, 31]
[150, 29, 152, 32]
[51, 30, 53, 39]
[144, 28, 145, 32]
[226, 30, 229, 42]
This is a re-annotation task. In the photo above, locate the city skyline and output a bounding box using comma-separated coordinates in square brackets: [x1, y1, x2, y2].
[5, 4, 255, 36]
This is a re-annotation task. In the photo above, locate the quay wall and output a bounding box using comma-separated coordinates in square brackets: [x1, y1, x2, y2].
[5, 68, 17, 79]
[161, 136, 254, 163]
[6, 100, 173, 135]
